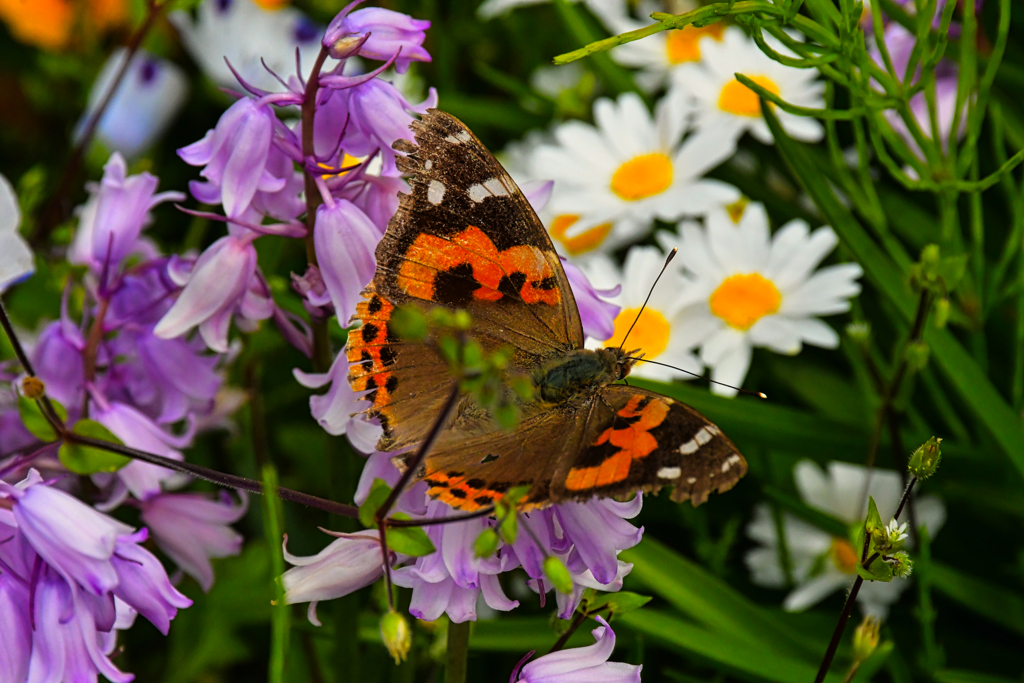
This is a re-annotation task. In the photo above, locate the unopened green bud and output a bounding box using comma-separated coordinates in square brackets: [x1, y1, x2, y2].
[473, 528, 500, 558]
[904, 341, 929, 372]
[852, 615, 880, 662]
[380, 610, 411, 664]
[933, 298, 950, 329]
[846, 321, 871, 345]
[888, 551, 913, 578]
[543, 556, 574, 594]
[908, 436, 942, 480]
[921, 244, 941, 270]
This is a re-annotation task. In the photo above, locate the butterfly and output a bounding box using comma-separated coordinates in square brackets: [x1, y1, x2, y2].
[345, 109, 746, 512]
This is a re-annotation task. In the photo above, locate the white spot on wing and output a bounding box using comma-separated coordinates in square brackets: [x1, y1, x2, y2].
[686, 477, 697, 484]
[468, 184, 489, 203]
[457, 130, 472, 143]
[483, 177, 509, 197]
[444, 135, 462, 144]
[427, 180, 445, 205]
[424, 159, 433, 170]
[657, 466, 682, 480]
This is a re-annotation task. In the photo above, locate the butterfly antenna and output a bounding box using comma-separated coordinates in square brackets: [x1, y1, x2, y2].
[625, 357, 768, 399]
[618, 249, 678, 351]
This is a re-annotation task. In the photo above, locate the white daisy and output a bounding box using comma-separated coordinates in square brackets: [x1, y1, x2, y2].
[746, 460, 945, 619]
[0, 174, 34, 292]
[670, 27, 825, 147]
[598, 0, 727, 92]
[657, 201, 862, 396]
[585, 246, 703, 382]
[530, 91, 739, 259]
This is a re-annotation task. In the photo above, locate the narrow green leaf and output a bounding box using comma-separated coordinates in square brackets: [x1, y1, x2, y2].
[58, 420, 130, 474]
[587, 591, 652, 617]
[934, 669, 1022, 683]
[385, 514, 435, 557]
[929, 561, 1024, 637]
[762, 101, 1024, 482]
[358, 479, 391, 528]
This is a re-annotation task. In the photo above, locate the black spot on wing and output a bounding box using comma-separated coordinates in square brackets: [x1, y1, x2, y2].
[433, 262, 475, 307]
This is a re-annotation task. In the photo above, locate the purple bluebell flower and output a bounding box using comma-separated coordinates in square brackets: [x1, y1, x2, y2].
[179, 97, 296, 220]
[323, 3, 431, 72]
[334, 172, 406, 232]
[28, 571, 134, 683]
[68, 153, 183, 282]
[511, 616, 641, 683]
[312, 79, 437, 175]
[139, 491, 247, 592]
[0, 173, 34, 292]
[292, 264, 333, 320]
[293, 352, 372, 437]
[153, 234, 259, 352]
[314, 197, 384, 325]
[0, 574, 31, 683]
[110, 529, 193, 635]
[282, 529, 384, 626]
[32, 308, 86, 409]
[77, 48, 189, 159]
[562, 258, 621, 342]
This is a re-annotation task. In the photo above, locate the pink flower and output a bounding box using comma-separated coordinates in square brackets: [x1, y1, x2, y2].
[139, 491, 247, 592]
[314, 197, 383, 325]
[511, 616, 641, 683]
[323, 3, 431, 73]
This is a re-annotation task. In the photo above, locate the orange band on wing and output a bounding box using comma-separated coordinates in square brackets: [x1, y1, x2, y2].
[565, 396, 671, 490]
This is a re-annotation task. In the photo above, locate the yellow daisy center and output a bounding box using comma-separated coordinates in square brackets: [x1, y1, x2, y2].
[610, 153, 674, 201]
[709, 273, 781, 330]
[831, 538, 859, 574]
[718, 75, 780, 117]
[665, 24, 726, 64]
[549, 215, 612, 256]
[607, 307, 670, 359]
[725, 197, 748, 224]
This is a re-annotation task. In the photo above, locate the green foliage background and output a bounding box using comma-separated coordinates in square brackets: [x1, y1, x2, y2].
[3, 0, 1024, 680]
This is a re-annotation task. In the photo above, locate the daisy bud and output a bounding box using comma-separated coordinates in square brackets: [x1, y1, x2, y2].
[933, 297, 950, 329]
[845, 321, 871, 346]
[852, 615, 880, 662]
[380, 610, 411, 664]
[543, 556, 574, 595]
[908, 436, 942, 480]
[904, 341, 930, 372]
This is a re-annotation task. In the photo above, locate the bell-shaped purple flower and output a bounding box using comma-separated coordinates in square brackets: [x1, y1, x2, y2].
[179, 97, 289, 220]
[282, 529, 383, 626]
[32, 316, 86, 409]
[0, 575, 31, 683]
[323, 4, 431, 73]
[314, 197, 383, 325]
[139, 491, 247, 592]
[1, 470, 132, 596]
[28, 571, 134, 683]
[153, 234, 258, 352]
[556, 497, 643, 585]
[335, 173, 405, 233]
[110, 529, 193, 635]
[512, 616, 641, 683]
[562, 259, 620, 342]
[69, 153, 183, 279]
[294, 352, 371, 437]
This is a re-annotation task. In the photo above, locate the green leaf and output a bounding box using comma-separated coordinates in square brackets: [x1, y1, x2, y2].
[934, 669, 1022, 683]
[389, 305, 428, 342]
[498, 507, 518, 544]
[18, 396, 66, 441]
[856, 557, 893, 582]
[385, 514, 435, 557]
[473, 528, 500, 558]
[864, 496, 883, 534]
[543, 556, 573, 594]
[929, 561, 1024, 637]
[58, 420, 130, 474]
[359, 479, 391, 528]
[587, 591, 652, 617]
[761, 102, 1024, 483]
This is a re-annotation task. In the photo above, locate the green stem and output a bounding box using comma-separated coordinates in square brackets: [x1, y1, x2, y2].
[445, 621, 471, 683]
[261, 465, 290, 683]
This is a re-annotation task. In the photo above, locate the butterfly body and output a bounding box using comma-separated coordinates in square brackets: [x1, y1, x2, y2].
[345, 109, 747, 511]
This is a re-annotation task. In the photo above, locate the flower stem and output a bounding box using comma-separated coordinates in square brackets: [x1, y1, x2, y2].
[445, 620, 471, 683]
[33, 0, 167, 247]
[548, 611, 587, 654]
[300, 45, 333, 373]
[81, 295, 111, 417]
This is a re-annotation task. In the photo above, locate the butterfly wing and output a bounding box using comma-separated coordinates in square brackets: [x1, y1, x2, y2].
[347, 109, 583, 452]
[405, 385, 745, 511]
[548, 386, 747, 506]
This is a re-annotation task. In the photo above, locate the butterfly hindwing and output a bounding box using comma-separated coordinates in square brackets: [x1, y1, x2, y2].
[550, 386, 747, 506]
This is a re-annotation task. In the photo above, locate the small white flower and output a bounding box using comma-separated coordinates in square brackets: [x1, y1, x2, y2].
[530, 91, 739, 258]
[76, 49, 188, 159]
[171, 0, 326, 91]
[0, 174, 33, 292]
[586, 246, 702, 382]
[886, 519, 909, 543]
[657, 201, 862, 395]
[745, 460, 945, 619]
[670, 27, 825, 149]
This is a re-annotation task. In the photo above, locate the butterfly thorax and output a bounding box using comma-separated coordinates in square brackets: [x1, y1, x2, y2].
[532, 348, 634, 405]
